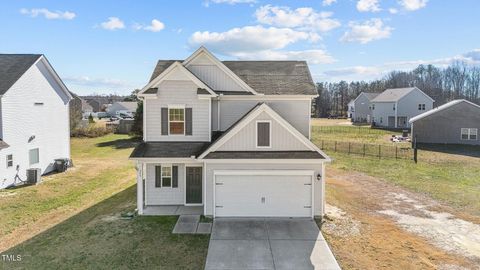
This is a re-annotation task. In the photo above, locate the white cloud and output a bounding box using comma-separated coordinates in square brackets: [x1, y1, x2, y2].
[20, 8, 75, 20]
[398, 0, 428, 11]
[255, 5, 341, 32]
[340, 18, 393, 44]
[389, 8, 399, 14]
[134, 19, 165, 32]
[203, 0, 256, 6]
[356, 0, 381, 12]
[64, 76, 131, 89]
[318, 49, 480, 81]
[322, 0, 337, 6]
[100, 17, 125, 30]
[189, 25, 318, 54]
[233, 49, 336, 64]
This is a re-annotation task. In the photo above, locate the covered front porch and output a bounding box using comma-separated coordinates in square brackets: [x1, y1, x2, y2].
[143, 205, 203, 216]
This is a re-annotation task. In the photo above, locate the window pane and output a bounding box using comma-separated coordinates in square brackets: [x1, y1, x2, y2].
[470, 129, 478, 140]
[170, 122, 184, 134]
[29, 148, 39, 165]
[169, 108, 185, 121]
[162, 177, 171, 187]
[162, 167, 171, 177]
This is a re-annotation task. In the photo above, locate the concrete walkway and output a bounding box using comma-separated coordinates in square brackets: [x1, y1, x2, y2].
[172, 215, 212, 234]
[205, 218, 340, 270]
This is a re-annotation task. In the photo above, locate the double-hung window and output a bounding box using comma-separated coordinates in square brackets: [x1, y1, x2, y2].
[155, 165, 173, 188]
[461, 128, 478, 140]
[418, 104, 426, 110]
[169, 107, 185, 135]
[6, 154, 13, 168]
[29, 148, 39, 165]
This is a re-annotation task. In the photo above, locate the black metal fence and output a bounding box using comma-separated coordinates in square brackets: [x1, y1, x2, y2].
[318, 140, 413, 160]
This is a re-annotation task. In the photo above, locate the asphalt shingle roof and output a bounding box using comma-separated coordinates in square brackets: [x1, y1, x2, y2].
[149, 60, 317, 95]
[130, 142, 210, 158]
[0, 54, 42, 95]
[372, 87, 418, 102]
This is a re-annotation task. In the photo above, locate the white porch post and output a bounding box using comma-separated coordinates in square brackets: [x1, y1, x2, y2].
[136, 162, 144, 215]
[321, 162, 326, 217]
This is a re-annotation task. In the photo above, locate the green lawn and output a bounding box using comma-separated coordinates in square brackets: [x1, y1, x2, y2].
[0, 134, 209, 269]
[312, 119, 480, 216]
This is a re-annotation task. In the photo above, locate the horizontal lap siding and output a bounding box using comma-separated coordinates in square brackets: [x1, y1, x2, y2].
[218, 112, 309, 151]
[397, 90, 434, 127]
[413, 102, 480, 145]
[145, 80, 210, 141]
[145, 163, 185, 205]
[218, 100, 310, 137]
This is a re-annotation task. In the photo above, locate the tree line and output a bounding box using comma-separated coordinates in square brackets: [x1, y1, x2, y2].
[313, 62, 480, 117]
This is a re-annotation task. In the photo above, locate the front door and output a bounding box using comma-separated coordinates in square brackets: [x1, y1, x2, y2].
[186, 167, 202, 204]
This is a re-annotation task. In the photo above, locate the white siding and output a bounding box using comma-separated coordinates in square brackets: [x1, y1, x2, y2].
[0, 60, 70, 188]
[397, 90, 434, 127]
[204, 163, 324, 217]
[353, 94, 373, 122]
[372, 102, 395, 127]
[216, 99, 311, 137]
[145, 163, 185, 205]
[217, 112, 310, 151]
[145, 80, 210, 141]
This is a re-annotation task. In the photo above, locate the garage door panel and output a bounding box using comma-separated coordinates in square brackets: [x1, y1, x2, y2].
[215, 174, 312, 217]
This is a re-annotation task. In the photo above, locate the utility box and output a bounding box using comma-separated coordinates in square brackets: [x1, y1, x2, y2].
[54, 159, 69, 172]
[26, 168, 42, 185]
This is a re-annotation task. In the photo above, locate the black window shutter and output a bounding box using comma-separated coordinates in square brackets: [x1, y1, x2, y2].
[155, 166, 162, 187]
[161, 108, 168, 135]
[185, 108, 192, 135]
[172, 166, 178, 188]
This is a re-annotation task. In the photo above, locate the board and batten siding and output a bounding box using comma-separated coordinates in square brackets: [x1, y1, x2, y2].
[217, 111, 310, 151]
[204, 163, 324, 217]
[0, 60, 71, 189]
[215, 99, 311, 138]
[145, 80, 210, 141]
[145, 163, 185, 205]
[413, 102, 480, 145]
[186, 53, 246, 92]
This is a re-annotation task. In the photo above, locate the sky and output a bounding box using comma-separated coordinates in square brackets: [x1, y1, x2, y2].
[1, 0, 479, 95]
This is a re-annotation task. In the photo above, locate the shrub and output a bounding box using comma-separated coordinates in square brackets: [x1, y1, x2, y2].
[88, 114, 95, 124]
[71, 124, 114, 138]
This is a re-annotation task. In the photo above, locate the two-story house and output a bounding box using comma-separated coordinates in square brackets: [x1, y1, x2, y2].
[130, 47, 330, 218]
[0, 54, 72, 189]
[371, 87, 434, 128]
[349, 92, 379, 123]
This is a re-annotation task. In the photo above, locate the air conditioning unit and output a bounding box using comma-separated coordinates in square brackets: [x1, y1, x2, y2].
[26, 168, 42, 185]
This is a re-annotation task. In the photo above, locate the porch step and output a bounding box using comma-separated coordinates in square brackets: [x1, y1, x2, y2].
[173, 215, 212, 234]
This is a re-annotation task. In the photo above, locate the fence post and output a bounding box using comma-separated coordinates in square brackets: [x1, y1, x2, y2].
[348, 142, 351, 154]
[395, 146, 398, 159]
[334, 141, 337, 152]
[363, 144, 366, 157]
[378, 145, 381, 159]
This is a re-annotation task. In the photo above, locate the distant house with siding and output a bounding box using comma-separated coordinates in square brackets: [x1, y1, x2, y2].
[349, 92, 379, 123]
[371, 87, 434, 128]
[0, 54, 72, 189]
[106, 101, 137, 117]
[409, 99, 480, 145]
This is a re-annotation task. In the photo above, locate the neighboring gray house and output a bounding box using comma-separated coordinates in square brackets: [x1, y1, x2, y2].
[130, 46, 330, 218]
[0, 54, 72, 189]
[106, 101, 137, 117]
[371, 87, 434, 128]
[349, 92, 379, 123]
[410, 99, 480, 145]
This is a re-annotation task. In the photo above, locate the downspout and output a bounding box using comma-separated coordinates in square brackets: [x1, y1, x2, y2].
[394, 101, 398, 128]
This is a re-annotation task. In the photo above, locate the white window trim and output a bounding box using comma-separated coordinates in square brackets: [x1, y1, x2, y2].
[168, 105, 186, 136]
[29, 148, 40, 165]
[161, 164, 173, 188]
[6, 154, 13, 168]
[255, 120, 272, 148]
[461, 128, 478, 140]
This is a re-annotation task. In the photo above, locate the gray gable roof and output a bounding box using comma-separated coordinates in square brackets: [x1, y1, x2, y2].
[0, 54, 42, 95]
[362, 92, 380, 100]
[130, 142, 210, 158]
[372, 87, 418, 102]
[149, 60, 317, 95]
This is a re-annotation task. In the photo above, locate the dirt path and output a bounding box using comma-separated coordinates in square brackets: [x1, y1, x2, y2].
[321, 168, 480, 270]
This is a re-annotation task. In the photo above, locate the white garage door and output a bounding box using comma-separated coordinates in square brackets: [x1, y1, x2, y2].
[214, 171, 313, 217]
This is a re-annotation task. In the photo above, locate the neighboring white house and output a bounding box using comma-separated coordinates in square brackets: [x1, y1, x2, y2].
[0, 54, 72, 189]
[371, 87, 434, 128]
[130, 46, 330, 218]
[106, 101, 137, 117]
[349, 92, 379, 123]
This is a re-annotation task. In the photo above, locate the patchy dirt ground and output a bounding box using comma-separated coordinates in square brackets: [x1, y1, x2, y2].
[321, 168, 480, 270]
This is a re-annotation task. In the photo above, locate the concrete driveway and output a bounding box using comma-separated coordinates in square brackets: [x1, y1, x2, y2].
[205, 218, 340, 270]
